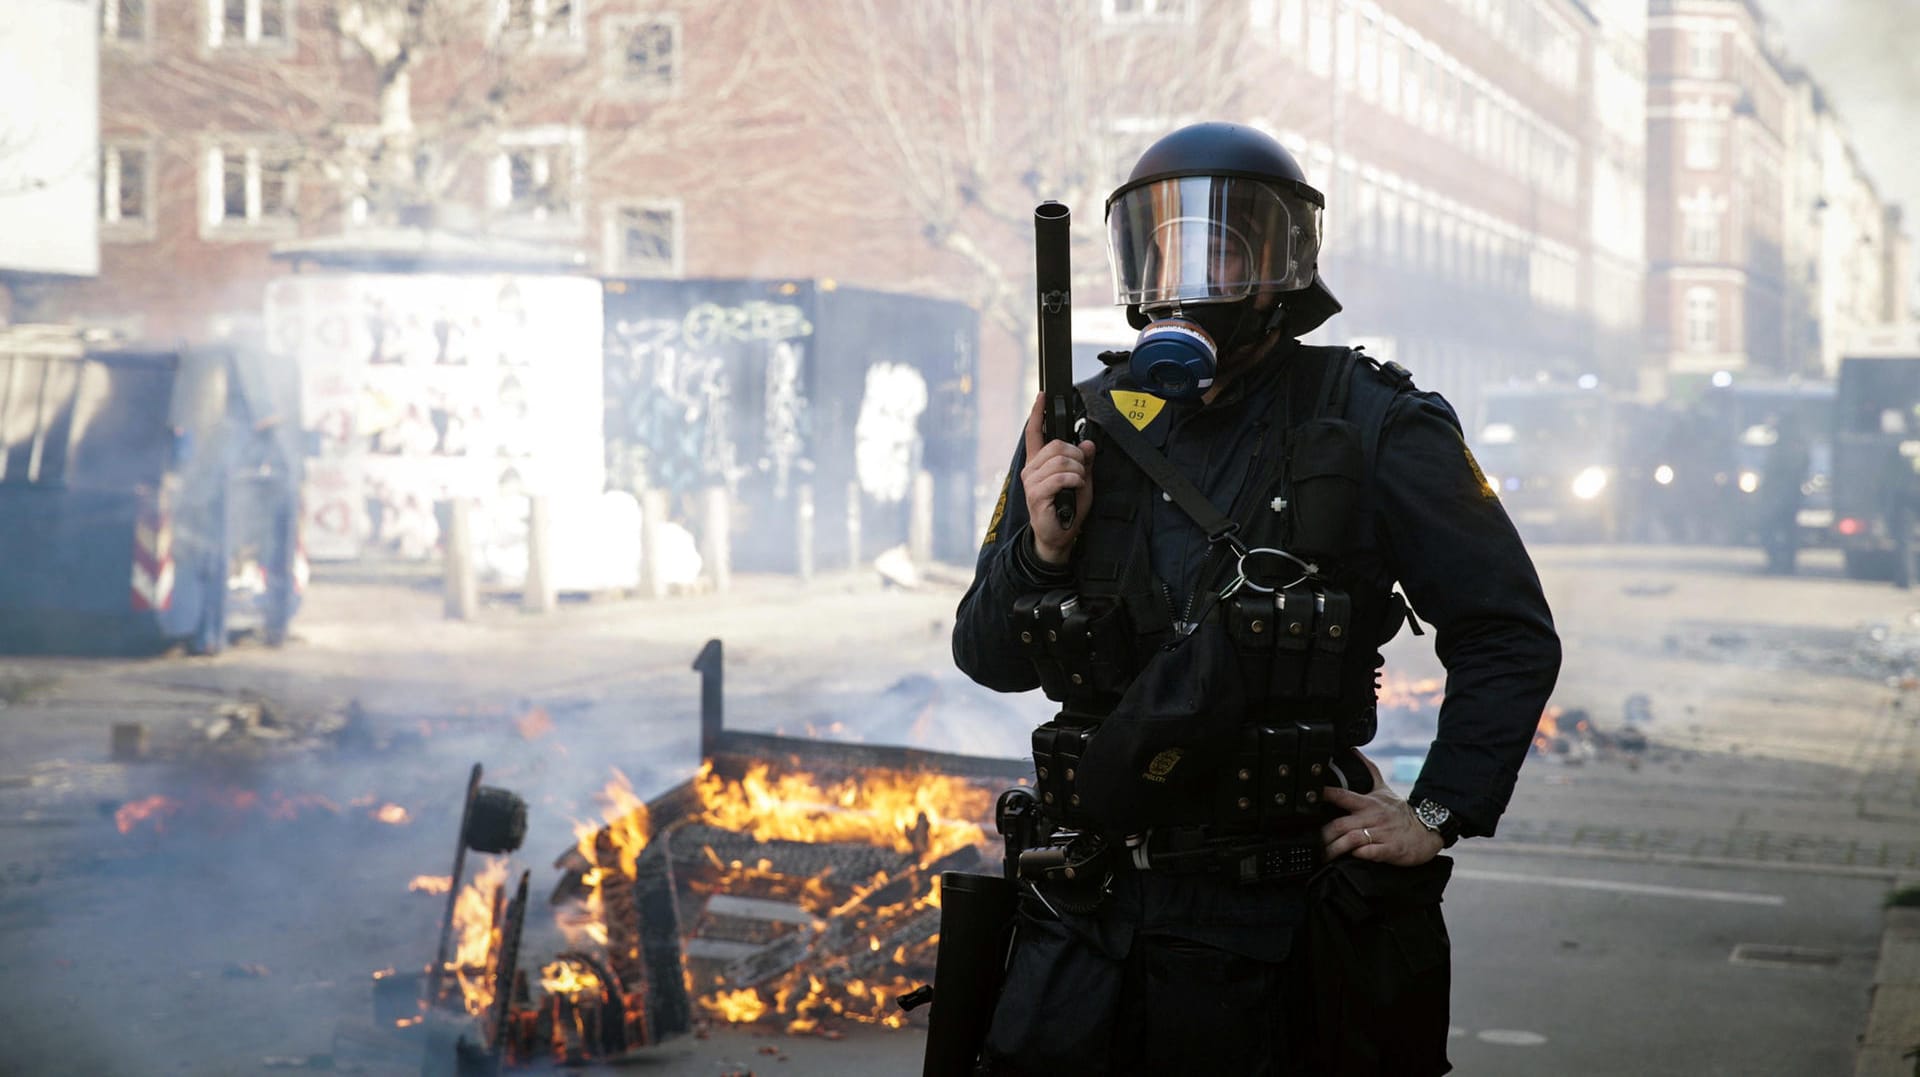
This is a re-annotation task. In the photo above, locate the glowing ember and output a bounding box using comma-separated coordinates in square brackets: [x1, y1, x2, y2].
[115, 794, 181, 834]
[702, 987, 769, 1023]
[540, 959, 603, 998]
[1378, 675, 1447, 713]
[408, 875, 453, 895]
[395, 1016, 422, 1028]
[113, 789, 341, 835]
[374, 803, 411, 825]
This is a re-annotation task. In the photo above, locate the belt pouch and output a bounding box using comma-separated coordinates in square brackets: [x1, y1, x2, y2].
[1215, 725, 1265, 830]
[1298, 722, 1336, 813]
[1031, 724, 1065, 812]
[1273, 585, 1315, 699]
[1032, 722, 1091, 822]
[1258, 724, 1304, 827]
[1307, 590, 1351, 699]
[1226, 590, 1278, 703]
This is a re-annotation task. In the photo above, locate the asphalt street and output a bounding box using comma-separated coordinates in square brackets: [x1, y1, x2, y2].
[0, 544, 1915, 1075]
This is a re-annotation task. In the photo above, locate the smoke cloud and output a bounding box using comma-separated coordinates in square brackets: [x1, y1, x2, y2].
[1760, 0, 1920, 303]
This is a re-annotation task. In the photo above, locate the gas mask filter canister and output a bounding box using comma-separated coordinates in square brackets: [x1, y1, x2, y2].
[1129, 315, 1217, 402]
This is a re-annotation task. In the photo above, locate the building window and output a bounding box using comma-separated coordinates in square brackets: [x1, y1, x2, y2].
[610, 16, 678, 95]
[1684, 286, 1719, 352]
[1306, 0, 1331, 76]
[1102, 0, 1193, 21]
[606, 202, 682, 277]
[1684, 122, 1723, 170]
[100, 143, 153, 235]
[1688, 29, 1721, 78]
[1380, 29, 1400, 114]
[1682, 193, 1721, 261]
[495, 0, 582, 45]
[207, 0, 290, 48]
[102, 0, 147, 44]
[1334, 4, 1355, 86]
[1356, 15, 1378, 99]
[1278, 0, 1304, 46]
[491, 129, 583, 227]
[202, 143, 297, 234]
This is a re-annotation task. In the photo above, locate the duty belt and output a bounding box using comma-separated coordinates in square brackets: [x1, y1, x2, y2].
[1122, 826, 1322, 884]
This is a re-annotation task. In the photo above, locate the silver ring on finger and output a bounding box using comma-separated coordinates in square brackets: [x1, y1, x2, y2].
[1363, 827, 1375, 845]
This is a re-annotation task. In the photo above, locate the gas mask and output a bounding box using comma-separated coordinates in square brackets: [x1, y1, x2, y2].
[1128, 299, 1267, 402]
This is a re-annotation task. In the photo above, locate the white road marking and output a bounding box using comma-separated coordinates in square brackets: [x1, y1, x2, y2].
[1454, 867, 1787, 906]
[1476, 1030, 1550, 1047]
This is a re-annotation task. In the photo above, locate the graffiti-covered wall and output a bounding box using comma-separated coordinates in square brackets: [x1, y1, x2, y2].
[265, 273, 604, 561]
[604, 280, 977, 568]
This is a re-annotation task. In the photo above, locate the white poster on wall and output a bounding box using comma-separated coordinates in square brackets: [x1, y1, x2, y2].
[266, 272, 605, 562]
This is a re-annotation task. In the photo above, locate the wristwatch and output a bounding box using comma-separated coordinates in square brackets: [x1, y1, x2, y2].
[1412, 798, 1462, 847]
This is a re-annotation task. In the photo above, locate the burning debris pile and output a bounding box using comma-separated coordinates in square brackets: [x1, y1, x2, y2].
[361, 640, 1021, 1074]
[550, 760, 996, 1044]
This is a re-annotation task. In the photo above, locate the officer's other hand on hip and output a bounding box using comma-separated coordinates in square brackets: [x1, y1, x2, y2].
[1022, 392, 1097, 567]
[1320, 752, 1445, 867]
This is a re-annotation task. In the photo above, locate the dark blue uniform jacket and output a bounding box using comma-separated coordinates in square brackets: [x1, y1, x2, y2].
[951, 342, 1561, 960]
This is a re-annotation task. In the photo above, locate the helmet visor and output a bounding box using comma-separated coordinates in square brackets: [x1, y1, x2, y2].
[1106, 176, 1322, 307]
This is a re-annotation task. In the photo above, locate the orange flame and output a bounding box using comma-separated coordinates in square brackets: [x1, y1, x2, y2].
[374, 803, 411, 825]
[1532, 705, 1563, 754]
[558, 761, 997, 1036]
[447, 857, 509, 1017]
[558, 770, 655, 951]
[539, 958, 603, 998]
[691, 761, 989, 857]
[408, 875, 453, 895]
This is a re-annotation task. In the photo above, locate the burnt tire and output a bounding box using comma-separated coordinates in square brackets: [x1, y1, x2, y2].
[464, 786, 528, 853]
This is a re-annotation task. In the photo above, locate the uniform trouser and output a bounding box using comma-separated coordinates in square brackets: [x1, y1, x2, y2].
[979, 857, 1453, 1077]
[979, 903, 1313, 1076]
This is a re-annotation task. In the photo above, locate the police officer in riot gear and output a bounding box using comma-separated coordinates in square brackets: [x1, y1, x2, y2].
[953, 122, 1561, 1075]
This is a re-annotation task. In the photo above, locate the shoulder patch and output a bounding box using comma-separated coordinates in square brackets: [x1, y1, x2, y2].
[1462, 446, 1499, 500]
[982, 469, 1012, 546]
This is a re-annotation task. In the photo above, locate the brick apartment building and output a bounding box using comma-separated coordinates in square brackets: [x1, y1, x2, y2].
[1229, 0, 1650, 424]
[27, 0, 1910, 481]
[1646, 0, 1908, 391]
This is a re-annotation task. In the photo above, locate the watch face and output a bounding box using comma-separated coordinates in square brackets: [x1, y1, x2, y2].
[1416, 799, 1451, 830]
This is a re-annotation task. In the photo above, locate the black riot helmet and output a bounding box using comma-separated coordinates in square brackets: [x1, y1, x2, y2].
[1105, 122, 1342, 338]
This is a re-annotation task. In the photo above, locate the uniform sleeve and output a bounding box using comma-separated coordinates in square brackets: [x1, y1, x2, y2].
[1375, 391, 1563, 838]
[952, 438, 1074, 693]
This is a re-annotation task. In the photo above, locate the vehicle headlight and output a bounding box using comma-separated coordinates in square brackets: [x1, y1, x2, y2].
[1737, 471, 1760, 494]
[1653, 464, 1675, 486]
[1571, 466, 1608, 501]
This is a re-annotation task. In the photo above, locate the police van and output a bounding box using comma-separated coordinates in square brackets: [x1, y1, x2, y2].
[0, 326, 304, 654]
[1832, 326, 1920, 583]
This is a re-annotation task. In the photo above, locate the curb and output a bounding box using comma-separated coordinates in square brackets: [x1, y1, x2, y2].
[1856, 893, 1920, 1077]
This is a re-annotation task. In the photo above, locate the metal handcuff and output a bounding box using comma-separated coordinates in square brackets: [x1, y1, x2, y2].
[1217, 540, 1320, 601]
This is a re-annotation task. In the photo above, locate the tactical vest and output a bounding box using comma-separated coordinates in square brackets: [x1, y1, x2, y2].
[1011, 345, 1419, 836]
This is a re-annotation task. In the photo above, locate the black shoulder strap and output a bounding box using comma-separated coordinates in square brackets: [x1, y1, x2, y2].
[1313, 346, 1364, 421]
[1082, 390, 1240, 546]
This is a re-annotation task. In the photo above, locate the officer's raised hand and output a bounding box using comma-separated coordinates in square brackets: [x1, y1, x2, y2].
[1320, 752, 1445, 867]
[1021, 391, 1097, 567]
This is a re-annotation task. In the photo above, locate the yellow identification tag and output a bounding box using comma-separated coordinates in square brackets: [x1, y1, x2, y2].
[1110, 391, 1166, 432]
